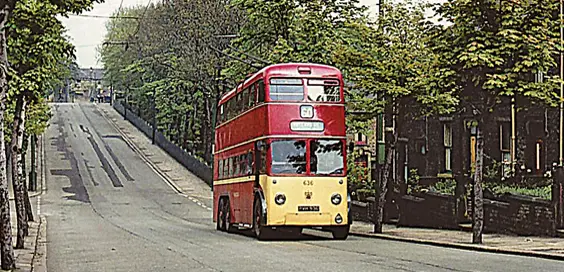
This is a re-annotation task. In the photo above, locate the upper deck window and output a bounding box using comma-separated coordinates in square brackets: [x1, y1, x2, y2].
[269, 78, 304, 101]
[257, 80, 265, 103]
[307, 79, 341, 102]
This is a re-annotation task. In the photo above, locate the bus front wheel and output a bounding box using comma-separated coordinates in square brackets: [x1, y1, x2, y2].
[330, 225, 350, 240]
[253, 198, 271, 240]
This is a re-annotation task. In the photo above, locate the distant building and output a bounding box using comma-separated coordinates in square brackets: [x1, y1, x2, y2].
[76, 68, 104, 82]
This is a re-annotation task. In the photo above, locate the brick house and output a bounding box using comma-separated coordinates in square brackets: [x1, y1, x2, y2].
[348, 95, 560, 193]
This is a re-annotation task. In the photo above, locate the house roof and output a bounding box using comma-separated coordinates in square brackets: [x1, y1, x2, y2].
[76, 68, 104, 81]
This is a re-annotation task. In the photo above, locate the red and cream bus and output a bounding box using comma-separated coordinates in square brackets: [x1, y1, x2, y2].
[213, 63, 350, 240]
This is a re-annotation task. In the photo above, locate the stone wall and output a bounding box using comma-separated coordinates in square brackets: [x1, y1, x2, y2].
[397, 192, 459, 229]
[483, 194, 556, 236]
[353, 191, 558, 237]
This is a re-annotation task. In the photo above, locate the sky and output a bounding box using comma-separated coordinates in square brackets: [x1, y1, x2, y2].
[61, 0, 444, 69]
[60, 0, 152, 69]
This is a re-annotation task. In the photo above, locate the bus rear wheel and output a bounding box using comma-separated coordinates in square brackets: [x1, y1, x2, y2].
[331, 225, 350, 240]
[216, 198, 226, 231]
[253, 198, 272, 240]
[224, 199, 235, 233]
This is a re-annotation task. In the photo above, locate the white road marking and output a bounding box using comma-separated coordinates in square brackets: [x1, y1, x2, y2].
[37, 196, 41, 215]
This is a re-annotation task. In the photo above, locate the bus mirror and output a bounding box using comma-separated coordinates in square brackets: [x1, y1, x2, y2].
[348, 142, 355, 153]
[256, 141, 267, 151]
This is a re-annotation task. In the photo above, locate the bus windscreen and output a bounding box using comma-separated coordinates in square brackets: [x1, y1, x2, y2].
[271, 140, 307, 174]
[310, 140, 344, 175]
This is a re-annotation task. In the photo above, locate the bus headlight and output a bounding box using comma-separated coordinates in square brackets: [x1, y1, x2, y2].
[275, 193, 286, 205]
[331, 193, 342, 205]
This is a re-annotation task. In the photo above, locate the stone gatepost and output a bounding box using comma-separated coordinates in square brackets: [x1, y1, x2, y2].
[552, 166, 564, 229]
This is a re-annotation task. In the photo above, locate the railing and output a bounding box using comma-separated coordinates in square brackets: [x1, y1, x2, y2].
[113, 101, 213, 186]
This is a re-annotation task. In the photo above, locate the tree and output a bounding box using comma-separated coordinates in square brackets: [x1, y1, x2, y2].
[6, 0, 76, 250]
[225, 0, 365, 82]
[0, 0, 102, 267]
[332, 0, 458, 233]
[100, 1, 243, 164]
[0, 0, 19, 268]
[432, 0, 560, 243]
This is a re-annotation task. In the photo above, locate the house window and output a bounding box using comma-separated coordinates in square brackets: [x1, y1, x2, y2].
[500, 123, 511, 152]
[500, 122, 511, 178]
[535, 71, 544, 83]
[355, 132, 367, 145]
[444, 123, 452, 172]
[536, 140, 542, 171]
[525, 121, 544, 174]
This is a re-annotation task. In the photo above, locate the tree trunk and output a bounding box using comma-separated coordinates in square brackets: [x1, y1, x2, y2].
[472, 123, 484, 244]
[22, 134, 33, 222]
[374, 129, 398, 233]
[35, 135, 39, 188]
[29, 133, 36, 192]
[0, 1, 16, 268]
[203, 97, 212, 163]
[11, 95, 28, 249]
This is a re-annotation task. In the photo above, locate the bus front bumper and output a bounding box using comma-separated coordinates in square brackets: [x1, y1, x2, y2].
[270, 212, 347, 226]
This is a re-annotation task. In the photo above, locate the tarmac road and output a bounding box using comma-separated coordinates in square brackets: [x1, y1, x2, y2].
[42, 102, 564, 272]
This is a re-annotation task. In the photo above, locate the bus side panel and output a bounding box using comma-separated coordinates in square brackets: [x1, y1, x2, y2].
[213, 179, 255, 225]
[238, 180, 255, 225]
[216, 106, 268, 152]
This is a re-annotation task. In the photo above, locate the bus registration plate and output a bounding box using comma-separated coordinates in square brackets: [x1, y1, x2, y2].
[298, 205, 320, 212]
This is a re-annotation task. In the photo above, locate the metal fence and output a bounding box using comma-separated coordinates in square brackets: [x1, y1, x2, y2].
[113, 101, 213, 186]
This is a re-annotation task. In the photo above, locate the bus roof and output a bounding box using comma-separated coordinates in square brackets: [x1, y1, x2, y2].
[218, 63, 342, 105]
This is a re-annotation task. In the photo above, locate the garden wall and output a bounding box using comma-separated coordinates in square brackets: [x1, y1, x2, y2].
[353, 191, 558, 236]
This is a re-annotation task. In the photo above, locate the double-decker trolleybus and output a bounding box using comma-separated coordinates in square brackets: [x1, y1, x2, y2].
[213, 63, 351, 240]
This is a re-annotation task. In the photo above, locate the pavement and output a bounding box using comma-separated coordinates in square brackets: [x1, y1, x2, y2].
[10, 131, 47, 272]
[351, 221, 564, 260]
[35, 102, 564, 272]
